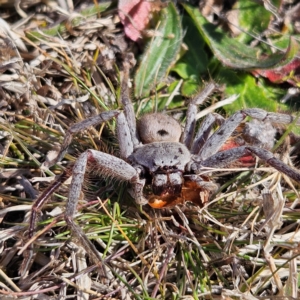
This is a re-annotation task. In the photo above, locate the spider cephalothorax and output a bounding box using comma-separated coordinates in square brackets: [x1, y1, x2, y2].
[130, 140, 191, 203]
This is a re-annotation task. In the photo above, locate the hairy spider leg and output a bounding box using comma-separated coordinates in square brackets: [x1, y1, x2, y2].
[181, 82, 217, 149]
[27, 110, 124, 277]
[28, 169, 71, 242]
[117, 112, 134, 159]
[121, 56, 140, 148]
[192, 145, 300, 183]
[52, 110, 120, 167]
[198, 108, 300, 161]
[64, 149, 146, 271]
[191, 113, 225, 155]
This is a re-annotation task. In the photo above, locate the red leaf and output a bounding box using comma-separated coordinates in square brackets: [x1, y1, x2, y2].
[118, 0, 153, 41]
[251, 38, 300, 86]
[252, 56, 300, 86]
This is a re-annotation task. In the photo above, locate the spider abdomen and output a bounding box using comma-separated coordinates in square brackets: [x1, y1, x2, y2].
[138, 113, 182, 144]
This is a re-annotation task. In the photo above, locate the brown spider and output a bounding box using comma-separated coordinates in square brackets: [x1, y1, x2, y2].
[27, 60, 300, 276]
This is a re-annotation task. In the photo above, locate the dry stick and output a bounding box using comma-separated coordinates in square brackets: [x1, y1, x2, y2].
[0, 268, 21, 292]
[18, 218, 60, 256]
[0, 286, 61, 297]
[0, 264, 100, 297]
[60, 277, 104, 298]
[151, 245, 175, 298]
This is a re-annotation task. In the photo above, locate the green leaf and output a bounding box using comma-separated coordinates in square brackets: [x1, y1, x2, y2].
[236, 0, 275, 44]
[181, 78, 199, 96]
[182, 4, 298, 70]
[172, 15, 208, 79]
[218, 68, 288, 113]
[134, 3, 182, 98]
[172, 62, 193, 79]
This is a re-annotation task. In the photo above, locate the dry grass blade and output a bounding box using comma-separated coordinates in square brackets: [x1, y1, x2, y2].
[0, 1, 300, 299]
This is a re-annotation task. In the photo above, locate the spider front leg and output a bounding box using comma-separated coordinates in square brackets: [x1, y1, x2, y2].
[25, 110, 126, 275]
[28, 110, 121, 241]
[47, 110, 120, 167]
[65, 149, 146, 273]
